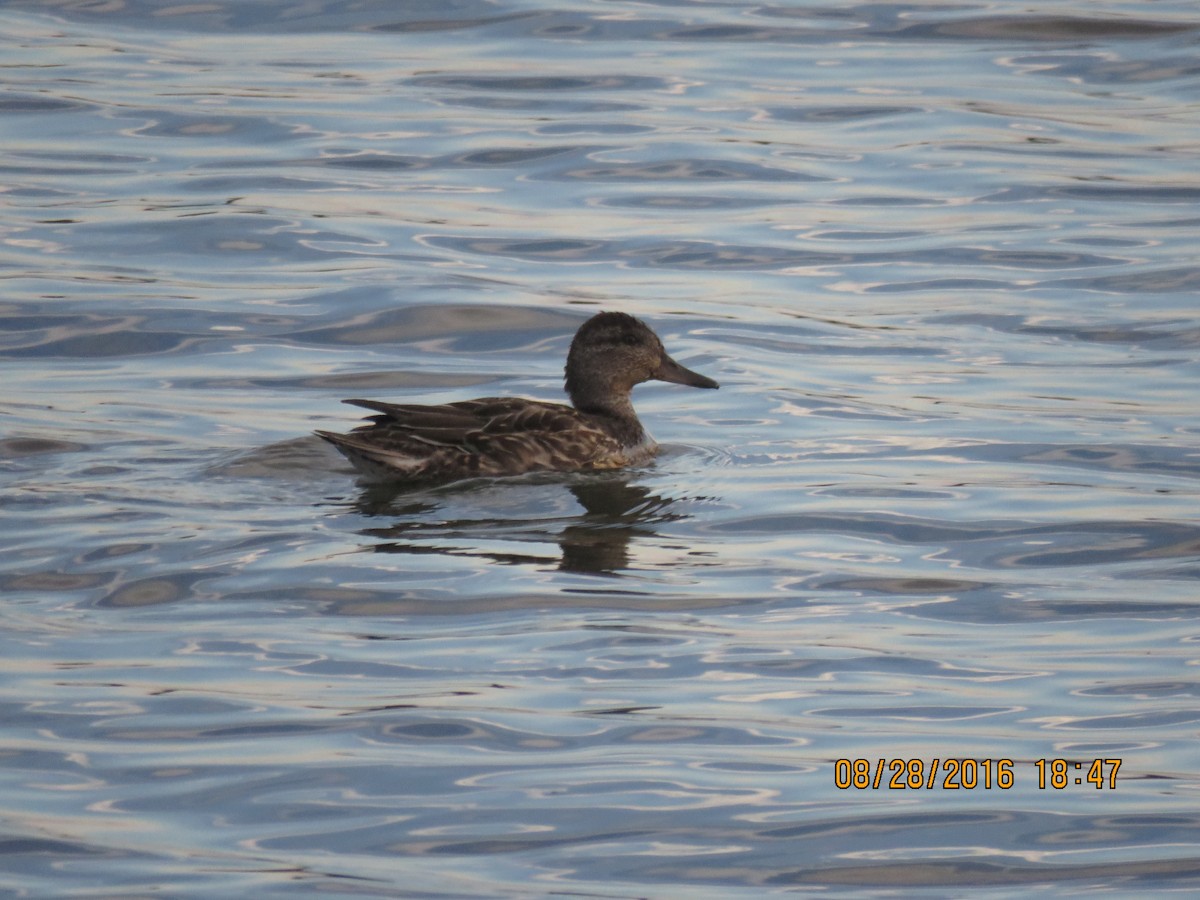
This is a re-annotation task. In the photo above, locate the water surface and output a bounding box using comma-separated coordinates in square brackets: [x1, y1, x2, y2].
[3, 1, 1199, 896]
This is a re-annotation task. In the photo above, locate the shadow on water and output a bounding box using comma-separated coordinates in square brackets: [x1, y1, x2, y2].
[349, 473, 707, 576]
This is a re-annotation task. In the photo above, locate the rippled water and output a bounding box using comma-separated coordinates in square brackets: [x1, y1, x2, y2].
[3, 0, 1200, 895]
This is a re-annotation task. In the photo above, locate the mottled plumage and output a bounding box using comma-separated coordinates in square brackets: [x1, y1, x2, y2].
[316, 311, 719, 482]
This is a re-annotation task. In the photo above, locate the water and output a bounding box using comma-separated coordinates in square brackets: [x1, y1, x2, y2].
[3, 0, 1199, 895]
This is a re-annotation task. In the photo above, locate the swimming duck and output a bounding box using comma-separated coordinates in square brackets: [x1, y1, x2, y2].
[315, 311, 719, 481]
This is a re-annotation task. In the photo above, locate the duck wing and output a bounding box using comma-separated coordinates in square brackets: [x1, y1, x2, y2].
[341, 397, 587, 439]
[317, 397, 624, 479]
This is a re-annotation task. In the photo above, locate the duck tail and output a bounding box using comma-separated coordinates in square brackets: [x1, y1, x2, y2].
[315, 430, 424, 481]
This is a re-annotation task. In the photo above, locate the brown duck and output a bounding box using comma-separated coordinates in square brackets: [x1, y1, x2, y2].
[316, 311, 719, 481]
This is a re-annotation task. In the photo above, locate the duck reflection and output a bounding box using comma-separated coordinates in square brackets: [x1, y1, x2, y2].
[557, 479, 684, 573]
[349, 475, 697, 575]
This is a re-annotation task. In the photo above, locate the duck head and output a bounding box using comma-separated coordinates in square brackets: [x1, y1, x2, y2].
[564, 312, 718, 414]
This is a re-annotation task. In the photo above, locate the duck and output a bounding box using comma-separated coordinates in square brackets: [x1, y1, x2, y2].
[315, 311, 719, 482]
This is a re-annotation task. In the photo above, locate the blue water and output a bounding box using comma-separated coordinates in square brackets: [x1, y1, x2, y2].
[3, 1, 1199, 896]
